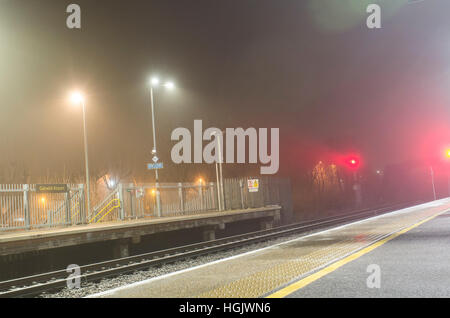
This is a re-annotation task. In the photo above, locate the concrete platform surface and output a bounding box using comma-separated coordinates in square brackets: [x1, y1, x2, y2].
[87, 199, 450, 298]
[285, 205, 450, 297]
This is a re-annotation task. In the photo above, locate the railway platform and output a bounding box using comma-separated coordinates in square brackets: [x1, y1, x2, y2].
[88, 199, 450, 298]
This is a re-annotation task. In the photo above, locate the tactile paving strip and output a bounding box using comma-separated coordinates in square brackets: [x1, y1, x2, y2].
[197, 206, 448, 298]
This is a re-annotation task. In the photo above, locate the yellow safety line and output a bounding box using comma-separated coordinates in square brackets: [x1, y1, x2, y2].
[266, 211, 444, 298]
[89, 199, 120, 224]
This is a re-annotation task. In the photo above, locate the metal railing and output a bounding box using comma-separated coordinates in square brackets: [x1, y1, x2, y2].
[121, 182, 218, 219]
[0, 177, 284, 231]
[0, 184, 85, 231]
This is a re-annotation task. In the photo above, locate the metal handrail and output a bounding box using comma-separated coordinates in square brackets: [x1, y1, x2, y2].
[89, 198, 120, 223]
[94, 200, 121, 223]
[91, 188, 118, 214]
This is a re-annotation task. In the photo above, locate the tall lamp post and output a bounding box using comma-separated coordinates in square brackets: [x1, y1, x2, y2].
[149, 77, 175, 217]
[211, 130, 225, 211]
[70, 92, 90, 222]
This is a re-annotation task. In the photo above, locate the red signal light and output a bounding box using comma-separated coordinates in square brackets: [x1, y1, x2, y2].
[345, 156, 360, 169]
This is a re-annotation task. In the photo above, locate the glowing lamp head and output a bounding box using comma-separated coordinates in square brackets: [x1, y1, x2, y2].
[151, 77, 160, 86]
[70, 92, 84, 104]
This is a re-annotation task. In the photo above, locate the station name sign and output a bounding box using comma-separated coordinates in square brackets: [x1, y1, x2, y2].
[36, 184, 68, 193]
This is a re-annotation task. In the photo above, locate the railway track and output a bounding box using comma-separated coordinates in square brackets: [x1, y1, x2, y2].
[0, 201, 418, 297]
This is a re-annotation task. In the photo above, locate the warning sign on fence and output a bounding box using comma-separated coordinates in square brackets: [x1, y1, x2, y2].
[136, 188, 144, 198]
[247, 179, 259, 192]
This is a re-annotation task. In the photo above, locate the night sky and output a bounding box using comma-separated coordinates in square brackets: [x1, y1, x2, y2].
[1, 0, 450, 182]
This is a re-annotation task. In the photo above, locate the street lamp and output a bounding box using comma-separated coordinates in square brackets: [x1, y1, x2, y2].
[70, 91, 91, 222]
[149, 77, 175, 217]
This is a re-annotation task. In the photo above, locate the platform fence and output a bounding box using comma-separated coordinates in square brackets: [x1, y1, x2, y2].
[0, 177, 283, 231]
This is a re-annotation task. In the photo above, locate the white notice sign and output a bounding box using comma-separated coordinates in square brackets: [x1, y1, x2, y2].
[247, 179, 259, 192]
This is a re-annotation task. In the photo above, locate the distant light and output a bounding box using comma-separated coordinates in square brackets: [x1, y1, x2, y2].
[197, 178, 204, 185]
[376, 170, 381, 174]
[151, 189, 156, 196]
[151, 77, 160, 86]
[446, 149, 450, 158]
[40, 197, 46, 204]
[70, 91, 84, 104]
[165, 82, 175, 90]
[345, 156, 360, 169]
[107, 179, 116, 188]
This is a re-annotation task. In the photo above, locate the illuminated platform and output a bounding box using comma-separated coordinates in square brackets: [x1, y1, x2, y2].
[89, 199, 450, 298]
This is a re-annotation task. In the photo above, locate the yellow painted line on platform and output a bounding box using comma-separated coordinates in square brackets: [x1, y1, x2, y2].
[267, 211, 445, 298]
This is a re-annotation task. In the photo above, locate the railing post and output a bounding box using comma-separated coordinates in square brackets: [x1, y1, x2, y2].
[156, 182, 162, 217]
[209, 182, 215, 211]
[79, 184, 86, 224]
[199, 183, 204, 211]
[118, 183, 125, 220]
[239, 179, 245, 209]
[178, 182, 184, 213]
[65, 184, 70, 225]
[221, 178, 226, 211]
[23, 184, 30, 229]
[128, 183, 135, 218]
